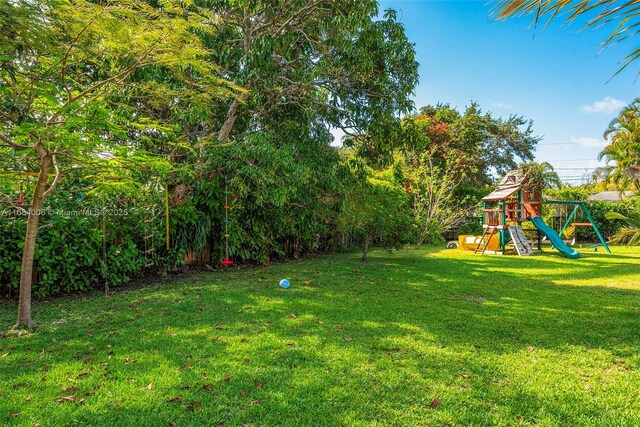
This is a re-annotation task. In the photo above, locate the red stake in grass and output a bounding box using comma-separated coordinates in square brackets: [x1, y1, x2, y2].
[221, 176, 233, 266]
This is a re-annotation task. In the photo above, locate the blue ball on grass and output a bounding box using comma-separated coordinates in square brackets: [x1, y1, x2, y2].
[279, 279, 290, 289]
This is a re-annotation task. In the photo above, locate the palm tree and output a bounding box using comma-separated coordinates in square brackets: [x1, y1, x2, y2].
[517, 161, 562, 190]
[605, 211, 640, 245]
[597, 98, 640, 191]
[493, 0, 640, 78]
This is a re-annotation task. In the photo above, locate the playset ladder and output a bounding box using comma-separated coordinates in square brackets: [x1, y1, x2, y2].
[509, 225, 533, 256]
[474, 227, 497, 254]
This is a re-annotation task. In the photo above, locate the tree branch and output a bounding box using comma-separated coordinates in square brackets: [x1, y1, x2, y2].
[0, 132, 30, 150]
[43, 155, 61, 199]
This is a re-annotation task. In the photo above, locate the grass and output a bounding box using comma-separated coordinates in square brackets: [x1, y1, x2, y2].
[1, 246, 640, 426]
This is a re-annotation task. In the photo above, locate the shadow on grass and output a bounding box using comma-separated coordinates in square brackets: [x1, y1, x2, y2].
[1, 247, 639, 425]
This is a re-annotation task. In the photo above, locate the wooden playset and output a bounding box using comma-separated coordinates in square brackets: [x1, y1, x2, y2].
[466, 170, 610, 257]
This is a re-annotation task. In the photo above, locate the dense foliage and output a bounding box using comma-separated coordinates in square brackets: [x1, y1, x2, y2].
[394, 104, 540, 243]
[4, 0, 632, 309]
[544, 187, 640, 243]
[597, 98, 640, 191]
[0, 0, 420, 308]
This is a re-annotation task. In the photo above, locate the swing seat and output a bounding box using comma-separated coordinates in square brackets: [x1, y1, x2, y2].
[571, 222, 592, 227]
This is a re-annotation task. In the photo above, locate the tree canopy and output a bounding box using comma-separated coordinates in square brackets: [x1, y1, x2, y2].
[597, 98, 640, 191]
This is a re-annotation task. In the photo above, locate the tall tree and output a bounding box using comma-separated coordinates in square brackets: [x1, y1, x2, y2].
[201, 1, 419, 144]
[597, 98, 640, 191]
[0, 0, 235, 328]
[417, 103, 540, 185]
[493, 0, 640, 78]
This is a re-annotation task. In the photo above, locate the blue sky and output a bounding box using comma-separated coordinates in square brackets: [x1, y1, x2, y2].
[377, 0, 639, 183]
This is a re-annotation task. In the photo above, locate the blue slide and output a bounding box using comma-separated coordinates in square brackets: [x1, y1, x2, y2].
[529, 216, 580, 259]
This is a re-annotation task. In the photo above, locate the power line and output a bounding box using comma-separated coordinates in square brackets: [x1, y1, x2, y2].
[553, 167, 598, 170]
[542, 158, 601, 162]
[537, 142, 607, 146]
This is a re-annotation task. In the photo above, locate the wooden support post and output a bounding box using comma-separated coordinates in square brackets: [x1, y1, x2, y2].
[501, 200, 507, 254]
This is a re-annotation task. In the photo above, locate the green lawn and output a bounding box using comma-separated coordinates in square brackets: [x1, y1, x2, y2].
[2, 247, 640, 426]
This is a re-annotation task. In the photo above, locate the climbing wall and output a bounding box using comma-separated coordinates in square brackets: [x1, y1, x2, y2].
[509, 225, 533, 256]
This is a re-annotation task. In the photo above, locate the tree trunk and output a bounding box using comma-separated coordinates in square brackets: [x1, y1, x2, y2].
[362, 237, 370, 262]
[15, 153, 51, 329]
[217, 98, 241, 143]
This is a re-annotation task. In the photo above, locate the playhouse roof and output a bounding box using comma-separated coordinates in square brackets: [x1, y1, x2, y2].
[481, 170, 527, 202]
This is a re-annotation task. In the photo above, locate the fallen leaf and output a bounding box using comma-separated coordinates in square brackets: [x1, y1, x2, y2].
[186, 401, 202, 411]
[585, 384, 592, 390]
[147, 382, 154, 391]
[256, 383, 262, 391]
[243, 359, 250, 364]
[222, 374, 235, 382]
[166, 396, 184, 403]
[202, 385, 213, 392]
[62, 386, 79, 392]
[240, 390, 246, 397]
[9, 413, 20, 417]
[0, 353, 9, 358]
[76, 372, 88, 379]
[527, 346, 535, 352]
[287, 313, 297, 318]
[429, 398, 441, 408]
[249, 399, 262, 405]
[56, 395, 77, 403]
[345, 338, 353, 342]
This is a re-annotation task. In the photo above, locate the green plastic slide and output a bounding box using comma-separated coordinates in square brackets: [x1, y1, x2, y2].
[529, 216, 580, 259]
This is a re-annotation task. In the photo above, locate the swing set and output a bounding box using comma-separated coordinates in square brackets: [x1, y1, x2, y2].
[470, 170, 611, 258]
[545, 200, 611, 253]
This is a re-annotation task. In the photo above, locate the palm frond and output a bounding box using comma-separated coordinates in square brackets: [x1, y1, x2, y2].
[492, 0, 640, 78]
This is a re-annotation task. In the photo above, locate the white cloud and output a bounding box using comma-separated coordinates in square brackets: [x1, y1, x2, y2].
[492, 101, 513, 109]
[580, 97, 626, 114]
[570, 137, 608, 147]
